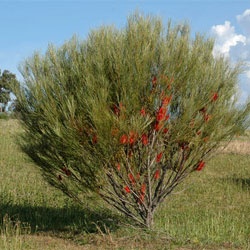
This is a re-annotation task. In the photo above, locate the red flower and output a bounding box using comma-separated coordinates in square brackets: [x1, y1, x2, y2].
[212, 92, 218, 102]
[92, 134, 97, 144]
[165, 114, 170, 121]
[136, 173, 140, 179]
[205, 115, 211, 122]
[156, 152, 163, 162]
[111, 127, 119, 136]
[170, 77, 174, 84]
[120, 134, 128, 144]
[140, 108, 146, 116]
[141, 183, 146, 193]
[154, 121, 163, 131]
[129, 131, 138, 145]
[113, 104, 120, 116]
[178, 142, 185, 150]
[163, 128, 168, 133]
[152, 76, 157, 86]
[154, 169, 160, 179]
[129, 137, 134, 145]
[128, 173, 135, 185]
[124, 186, 130, 193]
[204, 136, 209, 142]
[157, 107, 167, 121]
[197, 160, 205, 171]
[162, 95, 172, 106]
[58, 175, 62, 181]
[62, 167, 71, 176]
[199, 107, 206, 114]
[117, 163, 120, 170]
[139, 193, 144, 202]
[197, 131, 202, 136]
[128, 150, 132, 158]
[160, 90, 164, 99]
[142, 134, 148, 145]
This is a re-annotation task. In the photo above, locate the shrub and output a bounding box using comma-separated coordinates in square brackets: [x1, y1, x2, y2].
[0, 112, 9, 120]
[15, 12, 250, 229]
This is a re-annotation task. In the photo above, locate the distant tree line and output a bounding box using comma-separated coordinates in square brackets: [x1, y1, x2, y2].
[0, 69, 19, 113]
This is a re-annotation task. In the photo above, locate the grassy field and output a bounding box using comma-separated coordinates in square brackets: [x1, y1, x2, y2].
[0, 119, 249, 249]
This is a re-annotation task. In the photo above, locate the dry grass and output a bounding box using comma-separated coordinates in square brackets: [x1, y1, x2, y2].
[220, 140, 250, 155]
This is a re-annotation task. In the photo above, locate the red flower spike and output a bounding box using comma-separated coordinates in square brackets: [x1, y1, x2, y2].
[113, 104, 120, 116]
[140, 108, 146, 116]
[170, 77, 174, 84]
[119, 102, 124, 109]
[62, 167, 71, 176]
[154, 169, 160, 180]
[156, 152, 163, 162]
[129, 137, 134, 145]
[120, 134, 128, 144]
[165, 114, 170, 121]
[154, 121, 163, 131]
[128, 150, 132, 158]
[124, 186, 130, 193]
[157, 107, 167, 121]
[197, 131, 202, 136]
[66, 169, 71, 176]
[200, 107, 206, 114]
[163, 128, 168, 133]
[212, 92, 218, 102]
[58, 175, 62, 181]
[152, 76, 157, 86]
[136, 173, 140, 179]
[162, 95, 172, 106]
[117, 163, 120, 170]
[140, 193, 144, 201]
[162, 96, 169, 106]
[204, 136, 209, 142]
[142, 134, 149, 146]
[160, 90, 164, 99]
[141, 183, 146, 193]
[197, 160, 205, 171]
[128, 173, 135, 185]
[205, 115, 211, 122]
[111, 127, 119, 136]
[92, 134, 97, 144]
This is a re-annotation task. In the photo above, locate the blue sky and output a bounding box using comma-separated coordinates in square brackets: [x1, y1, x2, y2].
[1, 0, 250, 103]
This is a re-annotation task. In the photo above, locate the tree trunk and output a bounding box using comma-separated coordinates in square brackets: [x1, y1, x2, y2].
[145, 210, 154, 229]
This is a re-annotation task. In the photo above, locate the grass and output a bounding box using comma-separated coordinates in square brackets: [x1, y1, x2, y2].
[0, 119, 249, 249]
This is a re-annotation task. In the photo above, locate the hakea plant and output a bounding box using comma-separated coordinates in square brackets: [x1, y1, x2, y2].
[14, 12, 250, 229]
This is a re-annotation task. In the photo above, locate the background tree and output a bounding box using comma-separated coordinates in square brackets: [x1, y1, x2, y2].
[14, 12, 250, 229]
[0, 69, 19, 112]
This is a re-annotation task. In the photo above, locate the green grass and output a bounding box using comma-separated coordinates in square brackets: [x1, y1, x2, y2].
[0, 119, 249, 249]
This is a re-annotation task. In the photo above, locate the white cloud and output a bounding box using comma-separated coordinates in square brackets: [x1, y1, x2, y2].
[237, 9, 250, 35]
[211, 21, 246, 57]
[211, 9, 250, 104]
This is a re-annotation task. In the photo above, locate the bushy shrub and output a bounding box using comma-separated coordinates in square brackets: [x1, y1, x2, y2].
[15, 12, 250, 228]
[0, 112, 9, 120]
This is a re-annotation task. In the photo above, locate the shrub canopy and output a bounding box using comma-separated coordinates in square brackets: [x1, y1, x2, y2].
[15, 13, 250, 228]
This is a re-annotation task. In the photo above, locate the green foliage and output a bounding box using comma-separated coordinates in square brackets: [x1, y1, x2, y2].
[15, 12, 250, 228]
[0, 112, 9, 120]
[0, 69, 19, 112]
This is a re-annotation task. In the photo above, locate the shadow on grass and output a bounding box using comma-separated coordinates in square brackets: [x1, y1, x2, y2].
[0, 201, 124, 235]
[222, 177, 250, 190]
